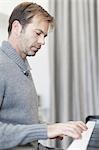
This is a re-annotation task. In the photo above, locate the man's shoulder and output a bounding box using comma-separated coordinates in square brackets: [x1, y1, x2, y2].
[0, 48, 10, 65]
[0, 51, 13, 75]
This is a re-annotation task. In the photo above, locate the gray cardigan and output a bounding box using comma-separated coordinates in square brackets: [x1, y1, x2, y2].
[0, 41, 47, 149]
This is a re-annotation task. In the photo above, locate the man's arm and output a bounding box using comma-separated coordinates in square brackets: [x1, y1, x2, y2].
[0, 122, 47, 149]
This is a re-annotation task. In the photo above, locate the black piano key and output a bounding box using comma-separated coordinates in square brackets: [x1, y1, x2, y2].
[93, 129, 99, 132]
[88, 140, 99, 147]
[92, 131, 99, 134]
[91, 134, 99, 139]
[90, 137, 99, 142]
[87, 147, 99, 150]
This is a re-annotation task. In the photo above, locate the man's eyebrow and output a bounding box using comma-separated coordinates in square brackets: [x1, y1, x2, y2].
[35, 29, 47, 37]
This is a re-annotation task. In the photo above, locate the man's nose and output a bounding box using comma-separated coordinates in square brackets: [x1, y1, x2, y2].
[38, 35, 45, 45]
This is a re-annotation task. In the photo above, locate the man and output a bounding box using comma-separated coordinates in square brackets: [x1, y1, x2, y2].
[0, 2, 87, 150]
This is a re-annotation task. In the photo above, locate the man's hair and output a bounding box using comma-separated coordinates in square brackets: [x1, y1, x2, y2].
[8, 2, 55, 36]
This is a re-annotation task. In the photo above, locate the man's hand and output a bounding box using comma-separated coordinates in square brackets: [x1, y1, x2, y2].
[48, 121, 88, 139]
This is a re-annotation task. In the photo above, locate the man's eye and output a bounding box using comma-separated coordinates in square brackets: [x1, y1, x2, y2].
[36, 32, 41, 35]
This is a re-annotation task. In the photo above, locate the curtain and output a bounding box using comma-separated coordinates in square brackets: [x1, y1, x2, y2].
[49, 0, 98, 149]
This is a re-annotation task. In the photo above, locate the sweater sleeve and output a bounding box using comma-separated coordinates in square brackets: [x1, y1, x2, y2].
[0, 122, 47, 149]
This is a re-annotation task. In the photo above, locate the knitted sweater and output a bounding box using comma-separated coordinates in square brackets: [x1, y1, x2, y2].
[0, 41, 47, 149]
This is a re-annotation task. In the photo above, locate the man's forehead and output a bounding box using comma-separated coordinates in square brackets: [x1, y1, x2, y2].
[30, 16, 49, 33]
[31, 15, 48, 24]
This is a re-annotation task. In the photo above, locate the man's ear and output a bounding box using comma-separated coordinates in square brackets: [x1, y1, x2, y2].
[12, 20, 22, 36]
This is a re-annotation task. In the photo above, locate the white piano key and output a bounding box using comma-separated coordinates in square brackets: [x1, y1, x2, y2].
[67, 121, 96, 150]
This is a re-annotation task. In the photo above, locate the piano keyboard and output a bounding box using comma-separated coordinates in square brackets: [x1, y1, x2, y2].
[67, 121, 96, 150]
[87, 120, 99, 150]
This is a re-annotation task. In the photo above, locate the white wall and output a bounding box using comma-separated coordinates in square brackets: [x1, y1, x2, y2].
[0, 0, 48, 16]
[0, 13, 8, 43]
[0, 0, 50, 121]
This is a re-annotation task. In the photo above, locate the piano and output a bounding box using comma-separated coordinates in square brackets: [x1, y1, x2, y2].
[67, 116, 99, 150]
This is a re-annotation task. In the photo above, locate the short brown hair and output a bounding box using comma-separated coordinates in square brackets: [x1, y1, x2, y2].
[8, 2, 55, 36]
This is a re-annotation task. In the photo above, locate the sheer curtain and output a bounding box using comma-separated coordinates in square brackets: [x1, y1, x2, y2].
[49, 0, 98, 148]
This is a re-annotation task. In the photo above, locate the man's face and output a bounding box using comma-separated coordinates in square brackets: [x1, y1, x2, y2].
[18, 16, 49, 57]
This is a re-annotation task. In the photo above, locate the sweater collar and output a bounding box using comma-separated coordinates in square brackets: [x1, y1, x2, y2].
[1, 41, 31, 73]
